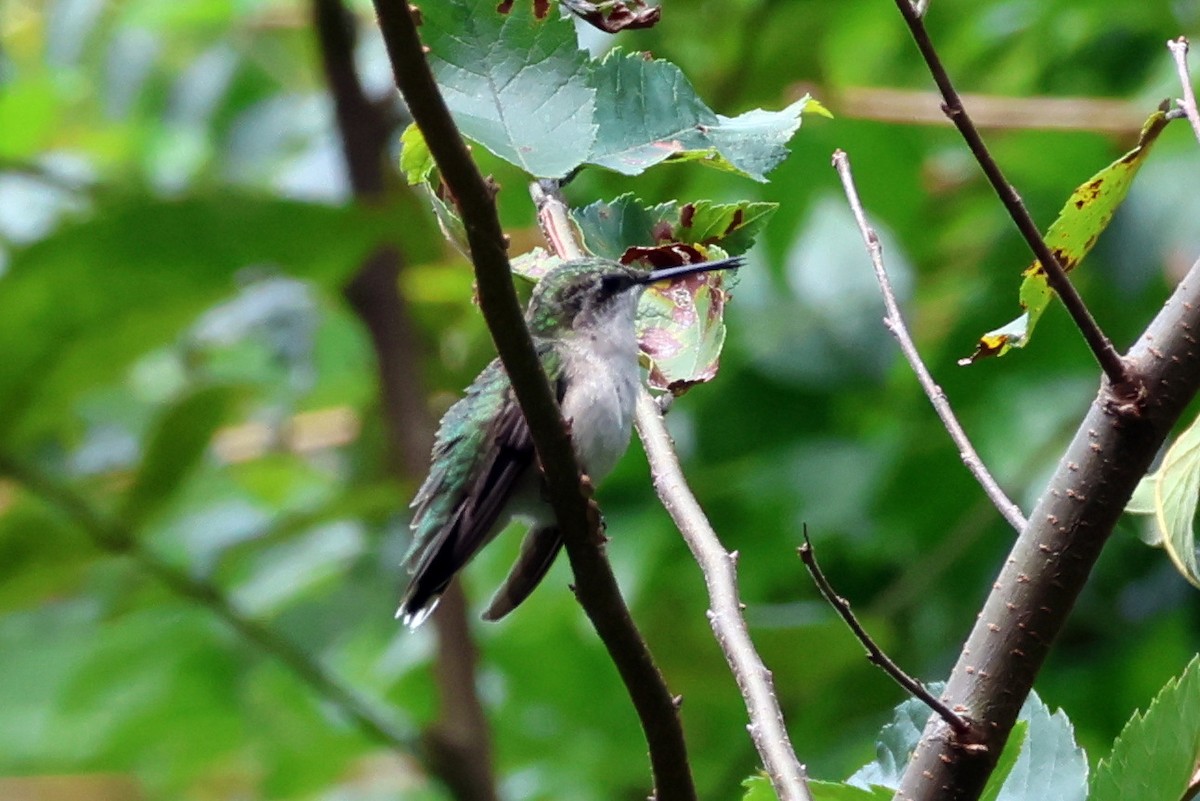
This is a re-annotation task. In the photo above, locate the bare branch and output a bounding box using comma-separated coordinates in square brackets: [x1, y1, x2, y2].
[0, 454, 417, 754]
[896, 255, 1200, 801]
[798, 530, 969, 738]
[368, 4, 696, 798]
[1168, 37, 1200, 146]
[891, 0, 1132, 392]
[635, 390, 813, 801]
[831, 149, 1026, 533]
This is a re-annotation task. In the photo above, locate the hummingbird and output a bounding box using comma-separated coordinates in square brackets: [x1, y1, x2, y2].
[397, 254, 744, 627]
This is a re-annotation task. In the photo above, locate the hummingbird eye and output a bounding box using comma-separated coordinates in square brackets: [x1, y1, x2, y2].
[599, 273, 632, 297]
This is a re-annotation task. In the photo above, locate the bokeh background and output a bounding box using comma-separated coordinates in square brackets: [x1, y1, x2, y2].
[3, 0, 1200, 799]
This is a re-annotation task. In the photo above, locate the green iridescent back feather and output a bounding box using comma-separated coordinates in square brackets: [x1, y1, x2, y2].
[404, 343, 562, 571]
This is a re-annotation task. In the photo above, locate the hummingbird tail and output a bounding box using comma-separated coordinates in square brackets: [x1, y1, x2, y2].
[481, 526, 563, 621]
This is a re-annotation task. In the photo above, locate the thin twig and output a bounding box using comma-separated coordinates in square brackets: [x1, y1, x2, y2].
[798, 529, 970, 738]
[1168, 37, 1200, 146]
[369, 4, 697, 799]
[832, 149, 1027, 533]
[635, 389, 813, 801]
[891, 0, 1132, 392]
[310, 2, 498, 799]
[0, 454, 417, 752]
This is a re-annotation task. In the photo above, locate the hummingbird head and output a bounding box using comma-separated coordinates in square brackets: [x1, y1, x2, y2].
[525, 255, 744, 338]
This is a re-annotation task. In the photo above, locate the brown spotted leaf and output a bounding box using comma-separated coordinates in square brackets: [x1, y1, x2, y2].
[559, 0, 661, 32]
[961, 105, 1171, 364]
[634, 249, 737, 393]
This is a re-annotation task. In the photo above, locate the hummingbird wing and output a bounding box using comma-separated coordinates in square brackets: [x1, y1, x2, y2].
[480, 525, 563, 621]
[398, 354, 563, 626]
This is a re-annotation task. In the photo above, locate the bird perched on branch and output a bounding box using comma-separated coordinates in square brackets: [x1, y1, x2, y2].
[397, 255, 743, 627]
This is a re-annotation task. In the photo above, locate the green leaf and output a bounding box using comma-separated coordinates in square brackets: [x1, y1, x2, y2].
[399, 123, 436, 185]
[809, 780, 893, 800]
[962, 106, 1171, 363]
[426, 184, 471, 255]
[509, 247, 562, 282]
[419, 0, 812, 180]
[421, 0, 597, 177]
[979, 722, 1028, 801]
[849, 688, 1084, 800]
[1126, 413, 1200, 585]
[1090, 656, 1200, 801]
[571, 195, 677, 260]
[743, 774, 891, 801]
[587, 50, 813, 181]
[570, 194, 775, 259]
[741, 774, 777, 801]
[848, 693, 932, 789]
[993, 695, 1087, 801]
[675, 200, 778, 253]
[119, 384, 237, 530]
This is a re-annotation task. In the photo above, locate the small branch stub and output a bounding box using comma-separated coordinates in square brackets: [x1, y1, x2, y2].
[799, 528, 972, 739]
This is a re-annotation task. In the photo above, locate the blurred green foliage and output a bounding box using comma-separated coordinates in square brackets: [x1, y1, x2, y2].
[2, 1, 1199, 800]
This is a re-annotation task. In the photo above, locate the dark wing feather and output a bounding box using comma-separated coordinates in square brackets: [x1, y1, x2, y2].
[398, 356, 560, 626]
[480, 525, 563, 621]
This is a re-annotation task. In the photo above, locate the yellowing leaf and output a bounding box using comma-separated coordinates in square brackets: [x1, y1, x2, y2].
[962, 105, 1171, 365]
[1126, 412, 1200, 587]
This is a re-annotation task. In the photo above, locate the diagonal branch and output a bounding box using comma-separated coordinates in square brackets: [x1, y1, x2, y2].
[310, 2, 498, 799]
[0, 454, 417, 754]
[895, 254, 1200, 801]
[1168, 37, 1200, 146]
[368, 4, 696, 799]
[891, 0, 1131, 392]
[832, 149, 1026, 532]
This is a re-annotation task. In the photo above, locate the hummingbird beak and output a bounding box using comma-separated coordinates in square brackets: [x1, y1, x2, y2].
[640, 255, 746, 285]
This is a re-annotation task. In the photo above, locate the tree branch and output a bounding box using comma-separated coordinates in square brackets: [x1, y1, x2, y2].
[1168, 37, 1200, 146]
[368, 4, 696, 798]
[895, 255, 1200, 801]
[635, 389, 812, 801]
[797, 530, 968, 738]
[310, 2, 498, 799]
[0, 454, 417, 754]
[891, 0, 1131, 392]
[530, 175, 808, 800]
[831, 149, 1026, 532]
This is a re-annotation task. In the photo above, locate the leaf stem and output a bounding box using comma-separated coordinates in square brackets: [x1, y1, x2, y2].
[891, 0, 1131, 392]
